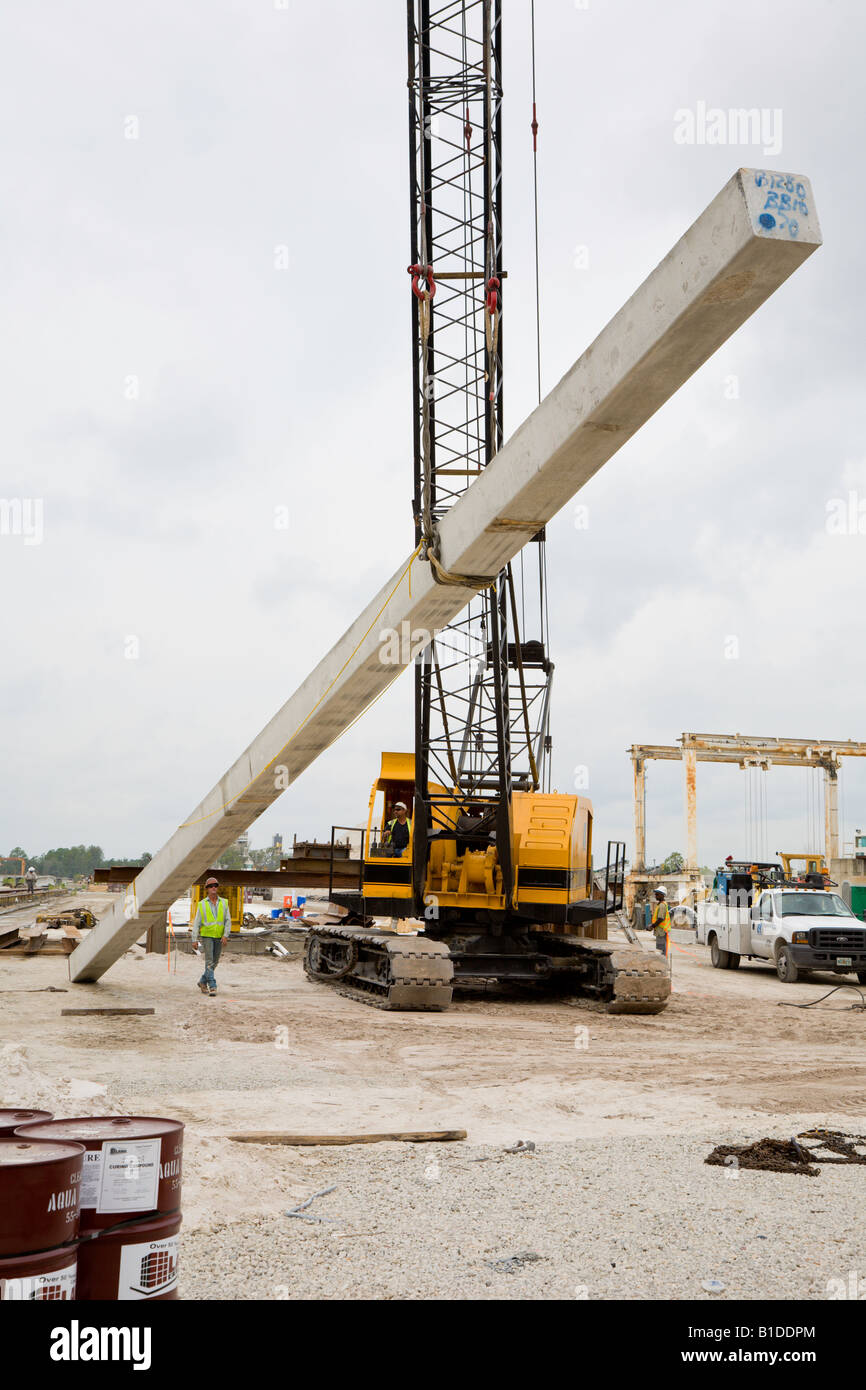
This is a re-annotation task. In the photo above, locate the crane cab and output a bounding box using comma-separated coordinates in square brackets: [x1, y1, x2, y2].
[361, 752, 416, 916]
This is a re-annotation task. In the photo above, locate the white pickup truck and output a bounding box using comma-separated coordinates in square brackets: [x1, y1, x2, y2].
[696, 888, 866, 983]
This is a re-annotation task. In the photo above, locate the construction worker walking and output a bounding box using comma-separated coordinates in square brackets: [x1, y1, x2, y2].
[191, 877, 231, 996]
[25, 866, 37, 895]
[651, 887, 671, 958]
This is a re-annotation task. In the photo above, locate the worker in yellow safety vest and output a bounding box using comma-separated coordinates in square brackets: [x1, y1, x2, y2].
[651, 887, 671, 957]
[383, 802, 412, 858]
[191, 877, 231, 996]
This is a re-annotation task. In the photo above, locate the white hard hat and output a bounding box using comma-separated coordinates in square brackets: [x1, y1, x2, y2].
[393, 802, 407, 811]
[654, 886, 667, 896]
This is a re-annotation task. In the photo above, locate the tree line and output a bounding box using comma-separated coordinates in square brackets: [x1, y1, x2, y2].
[4, 838, 280, 881]
[3, 845, 152, 879]
[216, 845, 283, 871]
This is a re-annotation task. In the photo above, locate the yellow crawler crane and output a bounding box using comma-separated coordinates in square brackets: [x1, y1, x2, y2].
[304, 754, 670, 1013]
[303, 6, 670, 1016]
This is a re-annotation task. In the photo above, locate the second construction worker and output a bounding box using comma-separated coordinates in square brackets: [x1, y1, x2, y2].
[191, 877, 231, 996]
[651, 887, 671, 957]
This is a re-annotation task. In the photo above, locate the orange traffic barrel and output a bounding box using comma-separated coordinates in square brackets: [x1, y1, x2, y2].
[0, 1109, 53, 1138]
[0, 1138, 84, 1301]
[76, 1210, 182, 1300]
[15, 1115, 183, 1229]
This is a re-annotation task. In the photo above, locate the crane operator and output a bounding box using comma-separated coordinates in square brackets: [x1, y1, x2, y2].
[383, 803, 411, 858]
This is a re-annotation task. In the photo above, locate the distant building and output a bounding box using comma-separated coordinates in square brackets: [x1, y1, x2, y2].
[235, 832, 252, 869]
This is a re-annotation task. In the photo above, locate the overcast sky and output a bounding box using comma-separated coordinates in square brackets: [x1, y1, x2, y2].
[2, 0, 864, 871]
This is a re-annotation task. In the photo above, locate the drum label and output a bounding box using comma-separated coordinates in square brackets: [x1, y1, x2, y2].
[97, 1138, 162, 1214]
[1, 1258, 77, 1301]
[117, 1233, 179, 1299]
[80, 1149, 104, 1208]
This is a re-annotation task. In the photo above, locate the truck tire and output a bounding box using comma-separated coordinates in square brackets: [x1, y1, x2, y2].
[710, 936, 730, 969]
[725, 953, 741, 970]
[776, 945, 799, 983]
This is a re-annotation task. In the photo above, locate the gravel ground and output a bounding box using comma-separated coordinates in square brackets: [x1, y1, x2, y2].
[5, 908, 866, 1302]
[180, 1135, 866, 1301]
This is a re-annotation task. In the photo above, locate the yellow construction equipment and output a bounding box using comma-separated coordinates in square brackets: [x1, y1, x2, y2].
[305, 753, 668, 1013]
[778, 852, 828, 880]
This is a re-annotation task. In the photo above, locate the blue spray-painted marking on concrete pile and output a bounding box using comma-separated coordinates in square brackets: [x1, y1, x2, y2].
[752, 171, 809, 238]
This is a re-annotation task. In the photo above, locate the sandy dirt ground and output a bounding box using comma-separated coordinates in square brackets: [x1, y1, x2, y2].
[2, 892, 865, 1298]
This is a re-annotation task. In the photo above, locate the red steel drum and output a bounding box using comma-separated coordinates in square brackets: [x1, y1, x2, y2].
[76, 1210, 182, 1300]
[0, 1138, 83, 1257]
[14, 1115, 183, 1229]
[0, 1109, 53, 1137]
[0, 1243, 77, 1301]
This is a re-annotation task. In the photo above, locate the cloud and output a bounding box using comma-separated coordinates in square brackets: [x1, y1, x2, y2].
[2, 0, 864, 874]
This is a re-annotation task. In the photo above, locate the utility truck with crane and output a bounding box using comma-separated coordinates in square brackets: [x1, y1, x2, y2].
[697, 860, 866, 983]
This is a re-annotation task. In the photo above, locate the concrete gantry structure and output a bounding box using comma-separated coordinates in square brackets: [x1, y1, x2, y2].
[629, 734, 866, 896]
[71, 169, 822, 982]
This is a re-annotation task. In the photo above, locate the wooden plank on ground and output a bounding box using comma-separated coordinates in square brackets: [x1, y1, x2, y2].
[2, 945, 71, 957]
[227, 1130, 467, 1146]
[60, 1007, 156, 1017]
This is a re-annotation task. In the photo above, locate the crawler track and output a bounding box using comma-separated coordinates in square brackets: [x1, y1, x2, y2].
[528, 932, 672, 1014]
[304, 925, 453, 1011]
[600, 946, 672, 1015]
[305, 926, 670, 1015]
